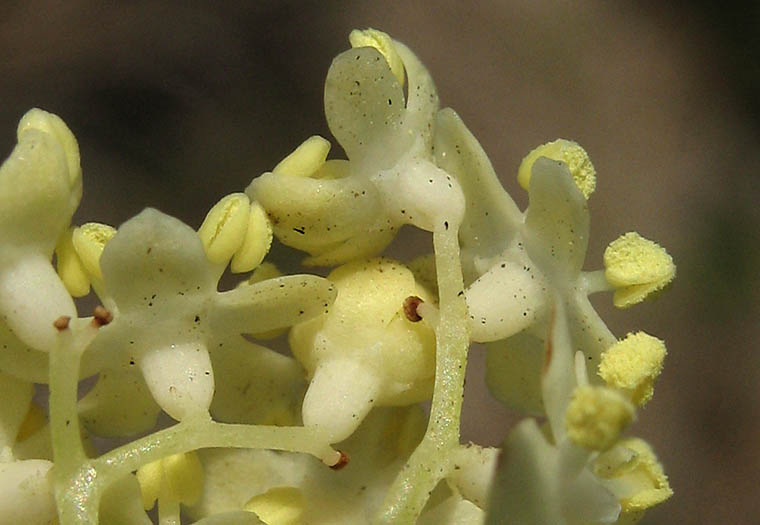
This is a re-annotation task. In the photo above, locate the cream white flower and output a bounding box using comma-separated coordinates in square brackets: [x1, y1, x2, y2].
[248, 30, 463, 266]
[289, 257, 436, 442]
[79, 208, 336, 434]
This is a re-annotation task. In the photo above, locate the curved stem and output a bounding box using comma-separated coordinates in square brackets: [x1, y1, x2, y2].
[377, 225, 469, 523]
[56, 416, 338, 525]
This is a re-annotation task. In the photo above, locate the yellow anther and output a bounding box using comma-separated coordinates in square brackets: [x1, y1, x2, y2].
[244, 486, 304, 525]
[198, 193, 251, 265]
[15, 402, 46, 442]
[272, 135, 331, 177]
[517, 139, 596, 199]
[55, 227, 90, 297]
[565, 385, 634, 451]
[72, 223, 117, 281]
[230, 201, 273, 273]
[604, 232, 676, 308]
[598, 332, 666, 406]
[349, 28, 406, 87]
[136, 451, 204, 510]
[594, 438, 672, 514]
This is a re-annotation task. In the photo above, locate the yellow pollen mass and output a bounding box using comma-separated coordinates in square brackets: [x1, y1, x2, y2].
[72, 222, 117, 281]
[517, 139, 596, 199]
[272, 135, 331, 177]
[198, 193, 251, 265]
[136, 451, 204, 510]
[55, 226, 90, 297]
[598, 332, 666, 406]
[565, 385, 634, 451]
[349, 28, 406, 87]
[244, 486, 305, 525]
[604, 232, 676, 308]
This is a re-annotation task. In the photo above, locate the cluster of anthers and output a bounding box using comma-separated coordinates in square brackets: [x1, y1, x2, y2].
[0, 28, 675, 524]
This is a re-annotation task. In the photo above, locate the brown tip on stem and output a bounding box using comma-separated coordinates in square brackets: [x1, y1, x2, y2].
[403, 296, 423, 322]
[92, 305, 113, 327]
[53, 316, 71, 331]
[329, 450, 350, 470]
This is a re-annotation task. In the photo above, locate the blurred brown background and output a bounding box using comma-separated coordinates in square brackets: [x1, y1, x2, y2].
[2, 1, 758, 523]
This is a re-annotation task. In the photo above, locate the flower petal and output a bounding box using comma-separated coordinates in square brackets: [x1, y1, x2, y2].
[524, 157, 589, 285]
[79, 365, 161, 437]
[434, 109, 522, 281]
[100, 209, 216, 309]
[247, 169, 385, 259]
[139, 341, 214, 421]
[209, 337, 305, 426]
[324, 47, 408, 167]
[485, 333, 545, 416]
[210, 274, 336, 335]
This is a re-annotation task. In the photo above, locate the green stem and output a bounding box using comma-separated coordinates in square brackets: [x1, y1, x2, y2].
[56, 416, 338, 524]
[48, 326, 90, 470]
[376, 225, 469, 523]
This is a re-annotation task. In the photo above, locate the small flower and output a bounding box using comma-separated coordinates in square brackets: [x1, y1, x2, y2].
[79, 208, 336, 434]
[289, 257, 436, 442]
[248, 30, 464, 266]
[434, 109, 673, 419]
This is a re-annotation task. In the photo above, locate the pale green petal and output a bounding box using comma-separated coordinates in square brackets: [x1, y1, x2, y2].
[209, 274, 336, 335]
[301, 357, 382, 443]
[0, 253, 76, 352]
[524, 157, 589, 285]
[485, 333, 545, 416]
[434, 108, 522, 281]
[209, 337, 306, 426]
[79, 365, 161, 437]
[466, 259, 547, 343]
[139, 341, 214, 421]
[100, 208, 216, 309]
[372, 155, 465, 233]
[302, 229, 396, 266]
[393, 40, 438, 150]
[246, 170, 383, 257]
[0, 110, 77, 250]
[324, 47, 409, 167]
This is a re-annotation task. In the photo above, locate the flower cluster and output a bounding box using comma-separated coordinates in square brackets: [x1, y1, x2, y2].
[0, 28, 674, 524]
